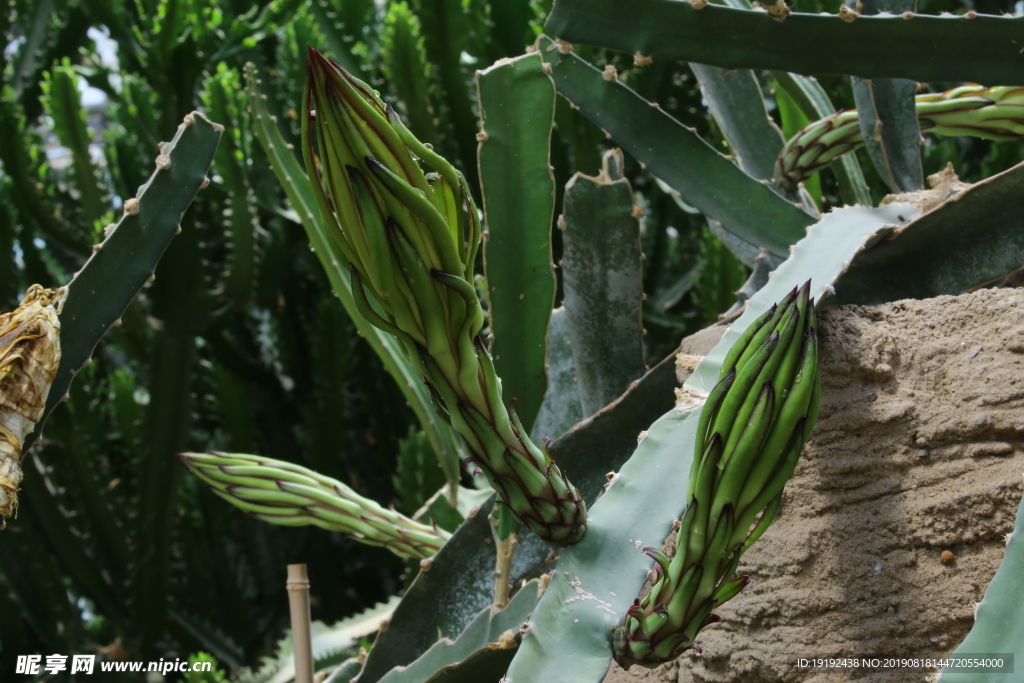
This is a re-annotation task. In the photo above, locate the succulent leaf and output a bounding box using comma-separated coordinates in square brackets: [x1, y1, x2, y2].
[25, 111, 222, 450]
[545, 0, 1024, 85]
[560, 149, 647, 417]
[476, 52, 558, 433]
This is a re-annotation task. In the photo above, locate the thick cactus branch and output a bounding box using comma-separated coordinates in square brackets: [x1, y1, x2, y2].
[560, 149, 647, 417]
[534, 35, 813, 259]
[690, 64, 784, 182]
[42, 60, 108, 223]
[546, 0, 1024, 86]
[376, 579, 544, 682]
[476, 52, 558, 433]
[848, 0, 923, 194]
[24, 112, 221, 450]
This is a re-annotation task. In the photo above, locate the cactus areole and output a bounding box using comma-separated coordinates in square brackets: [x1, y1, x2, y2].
[301, 47, 587, 546]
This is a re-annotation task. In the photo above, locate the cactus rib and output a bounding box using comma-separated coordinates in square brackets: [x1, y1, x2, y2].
[476, 52, 559, 433]
[545, 0, 1024, 86]
[24, 112, 222, 450]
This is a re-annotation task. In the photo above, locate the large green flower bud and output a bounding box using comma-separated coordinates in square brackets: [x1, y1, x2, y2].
[613, 282, 821, 668]
[179, 452, 450, 560]
[775, 84, 1024, 191]
[302, 48, 587, 546]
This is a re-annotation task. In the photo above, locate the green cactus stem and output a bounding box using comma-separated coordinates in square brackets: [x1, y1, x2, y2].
[302, 48, 587, 546]
[775, 84, 1024, 191]
[376, 579, 545, 683]
[560, 148, 647, 417]
[476, 52, 558, 434]
[848, 0, 924, 194]
[533, 35, 812, 259]
[179, 452, 450, 561]
[545, 0, 1024, 86]
[25, 111, 221, 449]
[203, 65, 257, 307]
[41, 59, 108, 224]
[613, 283, 821, 668]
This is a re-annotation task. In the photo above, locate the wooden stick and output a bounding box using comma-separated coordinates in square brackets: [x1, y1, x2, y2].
[287, 564, 314, 683]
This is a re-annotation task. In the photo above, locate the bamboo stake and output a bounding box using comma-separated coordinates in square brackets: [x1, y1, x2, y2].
[287, 564, 314, 683]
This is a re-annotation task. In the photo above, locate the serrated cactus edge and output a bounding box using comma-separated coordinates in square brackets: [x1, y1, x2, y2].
[24, 111, 222, 449]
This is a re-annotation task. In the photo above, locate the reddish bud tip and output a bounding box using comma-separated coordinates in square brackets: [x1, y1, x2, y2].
[307, 45, 329, 64]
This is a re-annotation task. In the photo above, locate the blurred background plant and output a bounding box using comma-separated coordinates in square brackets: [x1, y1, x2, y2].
[1, 0, 1022, 679]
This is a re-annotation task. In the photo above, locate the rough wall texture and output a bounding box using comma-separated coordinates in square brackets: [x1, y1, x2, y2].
[604, 288, 1024, 683]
